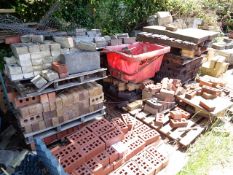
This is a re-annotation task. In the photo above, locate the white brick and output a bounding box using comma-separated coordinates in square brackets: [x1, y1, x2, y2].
[5, 64, 22, 75]
[4, 56, 16, 64]
[23, 72, 34, 79]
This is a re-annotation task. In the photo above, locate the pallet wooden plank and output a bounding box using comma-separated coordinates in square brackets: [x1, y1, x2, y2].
[179, 119, 208, 147]
[169, 117, 201, 140]
[143, 26, 218, 44]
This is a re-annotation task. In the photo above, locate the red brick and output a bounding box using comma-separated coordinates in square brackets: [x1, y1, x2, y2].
[93, 123, 115, 137]
[105, 146, 119, 164]
[170, 118, 188, 128]
[139, 129, 160, 145]
[134, 150, 163, 174]
[57, 130, 68, 139]
[155, 113, 165, 127]
[170, 110, 183, 120]
[95, 151, 109, 167]
[202, 92, 216, 99]
[43, 134, 57, 145]
[75, 133, 97, 147]
[113, 158, 124, 170]
[174, 107, 191, 119]
[102, 164, 114, 175]
[52, 61, 68, 74]
[133, 124, 151, 135]
[112, 117, 128, 134]
[19, 113, 43, 127]
[125, 138, 145, 161]
[72, 165, 92, 175]
[67, 127, 92, 142]
[80, 137, 106, 161]
[100, 127, 125, 147]
[5, 35, 20, 44]
[40, 94, 49, 103]
[124, 161, 146, 175]
[122, 114, 143, 130]
[48, 92, 56, 102]
[85, 158, 103, 175]
[14, 96, 40, 108]
[53, 144, 85, 173]
[86, 118, 111, 132]
[185, 90, 196, 99]
[199, 100, 215, 112]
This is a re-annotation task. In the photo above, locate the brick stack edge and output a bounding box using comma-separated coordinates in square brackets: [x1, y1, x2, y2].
[17, 82, 104, 134]
[49, 116, 167, 175]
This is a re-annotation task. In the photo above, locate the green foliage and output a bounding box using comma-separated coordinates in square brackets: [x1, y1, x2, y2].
[0, 45, 12, 70]
[14, 0, 56, 22]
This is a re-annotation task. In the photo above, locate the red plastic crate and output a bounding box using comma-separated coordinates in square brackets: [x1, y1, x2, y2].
[105, 42, 170, 83]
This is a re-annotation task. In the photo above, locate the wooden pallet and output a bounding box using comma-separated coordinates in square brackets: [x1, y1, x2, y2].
[130, 109, 209, 147]
[11, 68, 107, 99]
[24, 107, 106, 144]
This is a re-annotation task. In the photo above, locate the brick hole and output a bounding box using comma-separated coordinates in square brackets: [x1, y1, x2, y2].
[19, 100, 23, 103]
[26, 98, 29, 101]
[32, 97, 36, 100]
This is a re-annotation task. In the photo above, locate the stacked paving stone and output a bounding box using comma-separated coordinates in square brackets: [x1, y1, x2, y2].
[16, 82, 104, 134]
[75, 28, 136, 48]
[137, 26, 219, 83]
[49, 116, 167, 175]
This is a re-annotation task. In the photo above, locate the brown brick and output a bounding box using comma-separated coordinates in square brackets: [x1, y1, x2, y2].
[42, 102, 50, 112]
[48, 92, 56, 102]
[52, 117, 59, 126]
[199, 100, 215, 112]
[170, 118, 188, 128]
[28, 103, 43, 116]
[40, 94, 49, 103]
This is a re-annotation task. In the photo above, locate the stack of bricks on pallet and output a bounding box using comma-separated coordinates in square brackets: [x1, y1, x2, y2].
[104, 77, 141, 92]
[17, 82, 104, 133]
[155, 53, 203, 83]
[75, 28, 136, 49]
[136, 27, 219, 83]
[50, 115, 165, 175]
[142, 78, 182, 113]
[4, 35, 68, 81]
[169, 107, 190, 128]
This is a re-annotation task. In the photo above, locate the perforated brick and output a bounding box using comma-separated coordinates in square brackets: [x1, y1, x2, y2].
[139, 129, 160, 145]
[170, 118, 188, 128]
[105, 146, 119, 164]
[100, 127, 125, 147]
[112, 117, 128, 134]
[174, 107, 191, 119]
[126, 138, 145, 160]
[80, 138, 105, 160]
[67, 127, 92, 142]
[124, 161, 146, 175]
[85, 158, 103, 175]
[121, 114, 142, 130]
[170, 110, 183, 120]
[103, 164, 114, 175]
[93, 123, 115, 137]
[134, 151, 163, 174]
[86, 118, 111, 132]
[113, 158, 124, 170]
[95, 151, 109, 167]
[75, 133, 97, 147]
[54, 144, 84, 173]
[155, 113, 165, 127]
[133, 124, 151, 135]
[72, 165, 92, 175]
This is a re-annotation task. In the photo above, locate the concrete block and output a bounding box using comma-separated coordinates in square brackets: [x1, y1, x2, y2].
[30, 52, 44, 59]
[16, 53, 32, 66]
[53, 36, 74, 48]
[61, 48, 70, 54]
[42, 56, 53, 63]
[31, 75, 48, 88]
[74, 36, 94, 43]
[4, 56, 16, 64]
[11, 43, 29, 55]
[40, 50, 51, 57]
[40, 43, 50, 51]
[31, 58, 43, 66]
[116, 33, 129, 39]
[23, 72, 34, 79]
[42, 63, 52, 69]
[21, 65, 33, 73]
[111, 39, 122, 46]
[31, 35, 44, 43]
[76, 28, 87, 36]
[60, 51, 100, 74]
[50, 43, 61, 51]
[27, 43, 40, 53]
[9, 74, 24, 81]
[95, 37, 107, 47]
[87, 29, 101, 37]
[123, 37, 136, 44]
[33, 65, 43, 71]
[76, 41, 96, 51]
[20, 35, 32, 43]
[33, 71, 41, 76]
[16, 53, 32, 67]
[5, 64, 22, 74]
[41, 69, 59, 81]
[157, 11, 173, 26]
[51, 51, 61, 57]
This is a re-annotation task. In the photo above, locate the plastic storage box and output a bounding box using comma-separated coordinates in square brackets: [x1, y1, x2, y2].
[105, 42, 170, 83]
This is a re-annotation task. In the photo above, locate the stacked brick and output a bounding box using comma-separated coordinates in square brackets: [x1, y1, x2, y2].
[49, 114, 166, 175]
[103, 76, 142, 104]
[137, 27, 218, 83]
[142, 78, 182, 114]
[4, 35, 70, 81]
[17, 82, 104, 134]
